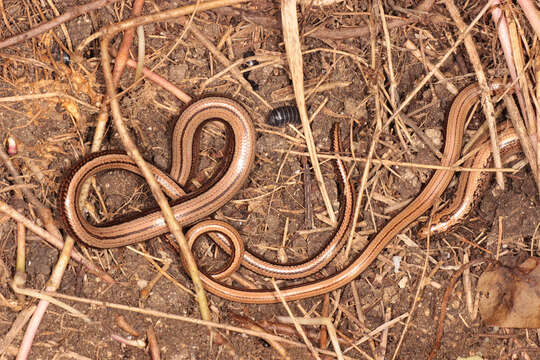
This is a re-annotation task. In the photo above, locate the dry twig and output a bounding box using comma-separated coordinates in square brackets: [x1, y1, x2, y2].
[96, 0, 250, 324]
[427, 259, 490, 360]
[15, 235, 75, 359]
[443, 0, 505, 188]
[0, 0, 120, 49]
[39, 290, 349, 358]
[281, 0, 337, 224]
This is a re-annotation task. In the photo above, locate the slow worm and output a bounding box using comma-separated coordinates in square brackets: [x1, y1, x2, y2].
[59, 97, 256, 247]
[59, 83, 521, 303]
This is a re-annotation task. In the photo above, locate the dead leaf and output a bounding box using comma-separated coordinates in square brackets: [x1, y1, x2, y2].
[478, 257, 540, 328]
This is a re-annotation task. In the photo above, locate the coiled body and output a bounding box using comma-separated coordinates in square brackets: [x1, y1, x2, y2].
[186, 123, 354, 279]
[58, 97, 256, 247]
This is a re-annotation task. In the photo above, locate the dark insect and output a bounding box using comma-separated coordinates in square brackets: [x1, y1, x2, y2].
[266, 106, 301, 126]
[247, 79, 259, 91]
[85, 118, 113, 145]
[61, 51, 71, 65]
[241, 50, 259, 91]
[243, 50, 258, 68]
[259, 339, 271, 348]
[52, 43, 71, 65]
[83, 38, 100, 59]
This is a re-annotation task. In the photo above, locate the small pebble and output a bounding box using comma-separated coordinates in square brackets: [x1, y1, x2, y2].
[398, 276, 408, 288]
[392, 255, 402, 273]
[7, 136, 17, 155]
[425, 128, 443, 147]
[137, 279, 149, 289]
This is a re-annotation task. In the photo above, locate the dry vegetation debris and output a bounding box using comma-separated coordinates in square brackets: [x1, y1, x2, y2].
[0, 0, 539, 359]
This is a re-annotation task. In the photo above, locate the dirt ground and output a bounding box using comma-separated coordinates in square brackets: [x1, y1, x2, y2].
[0, 0, 539, 359]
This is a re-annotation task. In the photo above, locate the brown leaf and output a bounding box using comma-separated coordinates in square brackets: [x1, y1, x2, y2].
[478, 257, 540, 328]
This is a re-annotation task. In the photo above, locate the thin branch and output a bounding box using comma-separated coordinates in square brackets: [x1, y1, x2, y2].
[0, 0, 120, 49]
[281, 0, 337, 224]
[444, 0, 505, 188]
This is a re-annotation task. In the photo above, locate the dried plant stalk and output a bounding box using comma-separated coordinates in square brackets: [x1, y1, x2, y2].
[281, 0, 337, 224]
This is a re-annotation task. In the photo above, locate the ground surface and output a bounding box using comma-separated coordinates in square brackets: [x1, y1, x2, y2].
[0, 1, 539, 359]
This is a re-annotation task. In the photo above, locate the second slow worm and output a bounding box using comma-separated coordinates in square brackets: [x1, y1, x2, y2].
[59, 97, 256, 247]
[186, 123, 354, 280]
